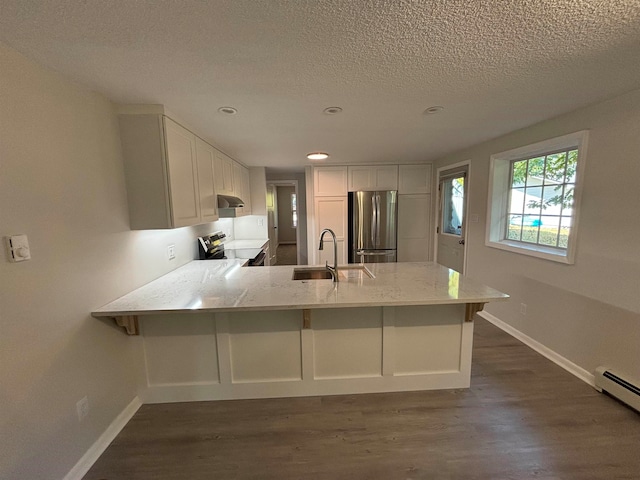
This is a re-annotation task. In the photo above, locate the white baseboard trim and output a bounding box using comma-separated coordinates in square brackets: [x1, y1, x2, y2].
[478, 311, 595, 388]
[63, 396, 142, 480]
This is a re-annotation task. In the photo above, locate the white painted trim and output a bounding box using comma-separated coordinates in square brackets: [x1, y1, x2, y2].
[63, 396, 142, 480]
[435, 160, 471, 273]
[478, 311, 595, 387]
[485, 130, 589, 265]
[268, 179, 301, 264]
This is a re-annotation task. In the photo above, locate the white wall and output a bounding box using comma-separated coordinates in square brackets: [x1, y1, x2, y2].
[434, 89, 640, 384]
[0, 42, 219, 479]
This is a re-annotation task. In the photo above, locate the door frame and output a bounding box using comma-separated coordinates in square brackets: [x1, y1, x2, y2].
[267, 180, 301, 265]
[434, 160, 471, 274]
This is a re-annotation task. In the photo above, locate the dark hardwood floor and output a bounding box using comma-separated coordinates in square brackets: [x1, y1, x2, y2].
[84, 319, 640, 479]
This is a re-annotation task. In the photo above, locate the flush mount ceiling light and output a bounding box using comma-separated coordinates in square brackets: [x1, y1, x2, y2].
[323, 107, 343, 115]
[307, 152, 330, 161]
[218, 106, 238, 115]
[424, 105, 444, 115]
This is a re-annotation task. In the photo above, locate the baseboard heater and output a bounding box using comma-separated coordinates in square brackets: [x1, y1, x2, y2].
[594, 366, 640, 412]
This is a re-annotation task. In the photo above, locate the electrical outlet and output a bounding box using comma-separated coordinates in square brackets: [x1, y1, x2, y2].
[76, 396, 89, 422]
[167, 244, 176, 260]
[520, 303, 527, 315]
[257, 218, 264, 226]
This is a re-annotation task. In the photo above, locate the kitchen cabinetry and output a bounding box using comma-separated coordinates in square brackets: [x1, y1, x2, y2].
[314, 196, 347, 265]
[314, 166, 348, 196]
[195, 138, 219, 222]
[308, 163, 432, 264]
[399, 164, 432, 194]
[119, 114, 218, 229]
[348, 165, 398, 191]
[397, 193, 431, 261]
[214, 151, 235, 196]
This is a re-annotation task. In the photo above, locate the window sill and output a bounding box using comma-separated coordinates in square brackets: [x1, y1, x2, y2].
[485, 239, 574, 264]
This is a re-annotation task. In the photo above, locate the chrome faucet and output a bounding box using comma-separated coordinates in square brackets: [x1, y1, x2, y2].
[318, 228, 338, 282]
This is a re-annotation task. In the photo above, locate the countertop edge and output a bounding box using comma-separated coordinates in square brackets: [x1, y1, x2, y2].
[91, 295, 509, 318]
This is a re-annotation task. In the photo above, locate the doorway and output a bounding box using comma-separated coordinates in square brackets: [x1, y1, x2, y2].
[436, 162, 469, 273]
[267, 180, 301, 265]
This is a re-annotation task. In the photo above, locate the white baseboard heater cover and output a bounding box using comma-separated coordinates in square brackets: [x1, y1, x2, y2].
[594, 366, 640, 412]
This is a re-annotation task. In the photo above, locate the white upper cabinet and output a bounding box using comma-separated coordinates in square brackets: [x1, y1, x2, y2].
[195, 137, 219, 223]
[213, 151, 235, 196]
[119, 114, 218, 229]
[314, 166, 348, 196]
[241, 166, 252, 214]
[398, 164, 432, 194]
[348, 165, 398, 191]
[164, 117, 201, 227]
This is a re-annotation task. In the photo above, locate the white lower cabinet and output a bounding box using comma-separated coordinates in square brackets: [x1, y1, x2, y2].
[397, 194, 431, 261]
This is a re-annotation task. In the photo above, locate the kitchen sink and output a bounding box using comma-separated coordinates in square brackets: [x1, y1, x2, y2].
[292, 265, 374, 281]
[292, 268, 335, 280]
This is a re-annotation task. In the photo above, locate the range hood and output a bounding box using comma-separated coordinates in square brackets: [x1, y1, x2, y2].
[217, 194, 245, 218]
[217, 195, 245, 208]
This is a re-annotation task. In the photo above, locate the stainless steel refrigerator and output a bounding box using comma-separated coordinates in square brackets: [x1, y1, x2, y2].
[348, 190, 398, 263]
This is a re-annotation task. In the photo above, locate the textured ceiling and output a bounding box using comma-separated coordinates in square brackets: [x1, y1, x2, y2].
[1, 1, 640, 171]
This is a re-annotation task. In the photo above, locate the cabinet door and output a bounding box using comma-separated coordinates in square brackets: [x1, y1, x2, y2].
[214, 151, 234, 196]
[196, 138, 218, 223]
[318, 239, 346, 266]
[397, 194, 431, 262]
[164, 117, 201, 227]
[374, 165, 399, 190]
[348, 165, 398, 191]
[399, 164, 432, 194]
[241, 166, 252, 215]
[348, 166, 373, 191]
[314, 167, 348, 196]
[315, 196, 347, 265]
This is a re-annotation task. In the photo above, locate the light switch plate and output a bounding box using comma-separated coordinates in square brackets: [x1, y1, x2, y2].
[5, 235, 31, 262]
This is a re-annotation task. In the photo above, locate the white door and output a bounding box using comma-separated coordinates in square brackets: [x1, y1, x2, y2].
[436, 165, 468, 272]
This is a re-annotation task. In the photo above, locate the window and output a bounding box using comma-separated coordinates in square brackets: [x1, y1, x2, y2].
[441, 174, 465, 235]
[486, 131, 588, 264]
[291, 193, 297, 228]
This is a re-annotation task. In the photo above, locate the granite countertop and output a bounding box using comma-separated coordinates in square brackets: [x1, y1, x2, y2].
[92, 261, 509, 317]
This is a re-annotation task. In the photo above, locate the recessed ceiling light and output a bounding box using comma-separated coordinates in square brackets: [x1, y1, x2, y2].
[218, 106, 238, 115]
[424, 106, 444, 115]
[323, 107, 343, 115]
[307, 152, 330, 161]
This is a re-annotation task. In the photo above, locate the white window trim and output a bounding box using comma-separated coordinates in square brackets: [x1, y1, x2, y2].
[485, 130, 588, 264]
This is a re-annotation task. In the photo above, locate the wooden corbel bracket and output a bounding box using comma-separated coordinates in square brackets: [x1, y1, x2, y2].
[113, 315, 139, 335]
[465, 303, 486, 322]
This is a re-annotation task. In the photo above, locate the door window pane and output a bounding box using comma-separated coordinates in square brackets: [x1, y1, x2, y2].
[442, 176, 465, 235]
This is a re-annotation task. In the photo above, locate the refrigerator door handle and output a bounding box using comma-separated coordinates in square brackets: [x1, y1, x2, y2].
[356, 250, 395, 256]
[371, 194, 377, 246]
[375, 193, 381, 248]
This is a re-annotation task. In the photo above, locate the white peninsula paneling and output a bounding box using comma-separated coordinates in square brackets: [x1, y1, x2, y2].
[312, 308, 383, 379]
[228, 311, 302, 383]
[142, 315, 219, 385]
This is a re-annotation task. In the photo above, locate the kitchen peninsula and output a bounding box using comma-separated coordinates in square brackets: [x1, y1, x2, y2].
[93, 261, 508, 403]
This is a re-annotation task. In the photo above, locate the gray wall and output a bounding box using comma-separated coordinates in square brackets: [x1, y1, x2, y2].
[0, 42, 218, 479]
[434, 89, 640, 384]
